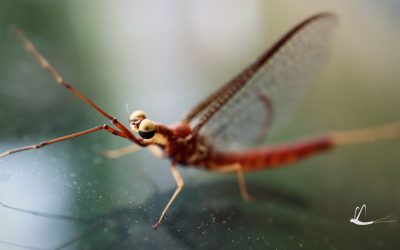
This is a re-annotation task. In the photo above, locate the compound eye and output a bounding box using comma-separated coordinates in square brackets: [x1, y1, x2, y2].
[138, 119, 156, 139]
[130, 110, 146, 122]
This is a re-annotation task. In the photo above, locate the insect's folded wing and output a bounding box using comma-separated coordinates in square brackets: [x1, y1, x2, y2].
[186, 13, 338, 150]
[197, 85, 273, 150]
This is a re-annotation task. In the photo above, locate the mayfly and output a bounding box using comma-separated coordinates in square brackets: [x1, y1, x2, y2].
[2, 12, 400, 229]
[350, 204, 396, 225]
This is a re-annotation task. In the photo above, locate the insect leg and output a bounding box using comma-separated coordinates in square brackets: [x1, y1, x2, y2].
[0, 201, 101, 250]
[52, 226, 101, 250]
[101, 144, 163, 159]
[147, 145, 164, 159]
[0, 124, 127, 159]
[0, 201, 89, 224]
[0, 239, 45, 250]
[153, 165, 183, 230]
[101, 144, 142, 159]
[10, 26, 140, 143]
[211, 163, 254, 202]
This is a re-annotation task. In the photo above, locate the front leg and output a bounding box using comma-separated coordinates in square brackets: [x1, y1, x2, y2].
[0, 125, 128, 159]
[153, 165, 184, 229]
[211, 163, 254, 202]
[101, 144, 141, 159]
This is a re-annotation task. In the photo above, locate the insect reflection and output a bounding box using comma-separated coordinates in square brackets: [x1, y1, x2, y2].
[0, 201, 148, 250]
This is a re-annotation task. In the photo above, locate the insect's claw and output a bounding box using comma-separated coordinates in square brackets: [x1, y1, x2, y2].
[239, 184, 256, 202]
[241, 193, 255, 203]
[152, 221, 161, 230]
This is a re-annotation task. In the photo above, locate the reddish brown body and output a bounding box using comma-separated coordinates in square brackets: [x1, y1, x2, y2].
[206, 137, 334, 171]
[158, 123, 334, 172]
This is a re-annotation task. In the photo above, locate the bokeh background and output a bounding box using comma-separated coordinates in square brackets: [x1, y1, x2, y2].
[0, 1, 399, 249]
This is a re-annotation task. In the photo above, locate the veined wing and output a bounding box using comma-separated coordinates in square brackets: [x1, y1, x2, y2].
[183, 13, 338, 150]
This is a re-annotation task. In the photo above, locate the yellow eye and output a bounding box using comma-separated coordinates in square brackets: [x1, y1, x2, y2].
[138, 119, 156, 139]
[130, 110, 146, 122]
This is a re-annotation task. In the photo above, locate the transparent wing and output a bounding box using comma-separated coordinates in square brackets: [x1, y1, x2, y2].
[185, 13, 338, 150]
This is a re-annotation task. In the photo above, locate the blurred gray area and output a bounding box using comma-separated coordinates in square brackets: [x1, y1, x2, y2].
[0, 1, 399, 249]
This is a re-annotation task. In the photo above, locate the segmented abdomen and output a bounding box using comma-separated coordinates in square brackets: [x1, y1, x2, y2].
[207, 136, 334, 171]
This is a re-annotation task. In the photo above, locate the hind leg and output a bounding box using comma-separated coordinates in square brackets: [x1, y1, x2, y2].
[212, 163, 254, 202]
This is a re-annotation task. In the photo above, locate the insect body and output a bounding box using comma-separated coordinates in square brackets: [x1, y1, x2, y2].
[2, 13, 400, 229]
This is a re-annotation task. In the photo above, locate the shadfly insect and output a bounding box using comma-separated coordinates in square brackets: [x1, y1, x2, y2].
[2, 12, 400, 229]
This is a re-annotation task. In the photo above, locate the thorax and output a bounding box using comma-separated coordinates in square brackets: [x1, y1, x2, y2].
[161, 123, 211, 167]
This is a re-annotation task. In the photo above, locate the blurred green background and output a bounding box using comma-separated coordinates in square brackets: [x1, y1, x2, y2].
[0, 1, 399, 249]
